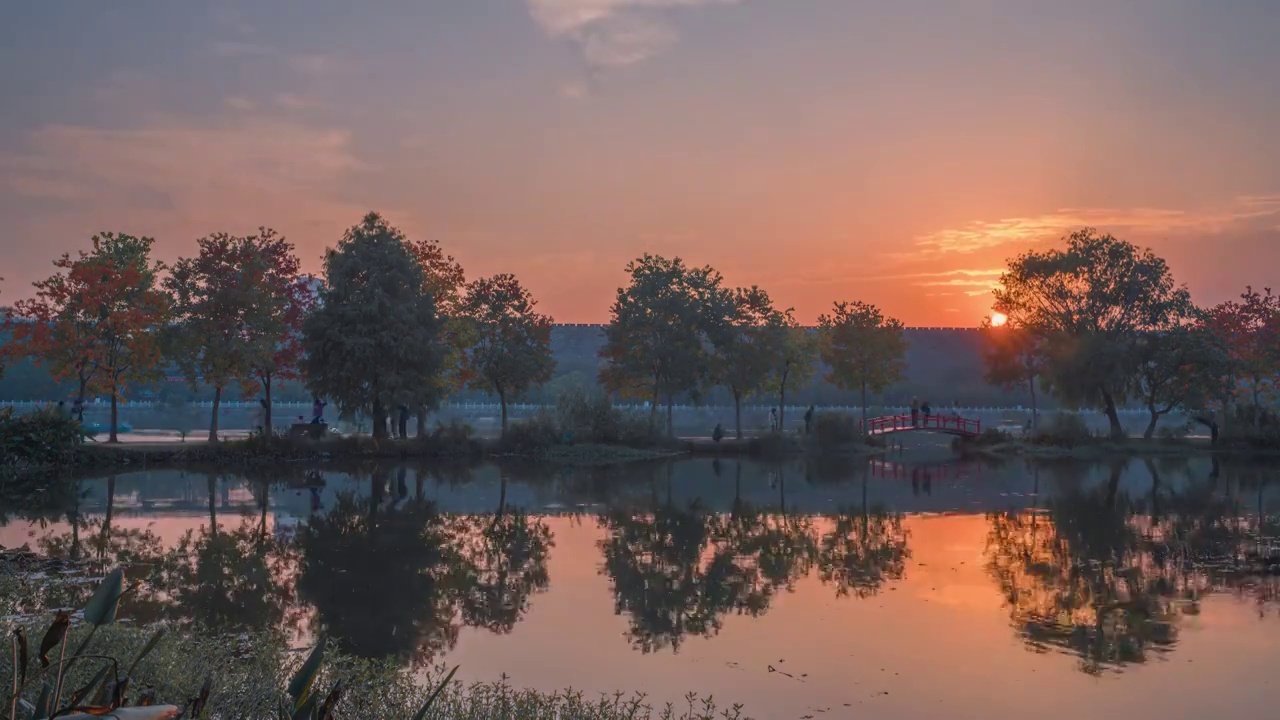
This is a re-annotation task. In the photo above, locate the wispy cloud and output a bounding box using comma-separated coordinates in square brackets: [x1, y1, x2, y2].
[528, 0, 741, 76]
[917, 196, 1280, 254]
[1, 119, 371, 252]
[225, 96, 256, 111]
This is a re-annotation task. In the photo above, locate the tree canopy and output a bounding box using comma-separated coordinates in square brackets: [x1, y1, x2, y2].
[301, 212, 444, 438]
[817, 300, 907, 430]
[461, 273, 556, 435]
[992, 228, 1194, 437]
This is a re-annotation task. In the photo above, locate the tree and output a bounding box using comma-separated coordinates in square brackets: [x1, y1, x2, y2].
[1132, 323, 1230, 438]
[1204, 287, 1280, 429]
[301, 212, 444, 439]
[408, 238, 471, 435]
[710, 286, 786, 439]
[9, 233, 169, 442]
[600, 255, 729, 437]
[992, 229, 1193, 438]
[244, 234, 311, 433]
[461, 274, 555, 436]
[817, 300, 907, 433]
[980, 318, 1048, 432]
[164, 230, 306, 441]
[767, 311, 816, 431]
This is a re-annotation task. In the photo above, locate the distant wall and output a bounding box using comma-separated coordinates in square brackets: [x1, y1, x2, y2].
[0, 325, 1035, 409]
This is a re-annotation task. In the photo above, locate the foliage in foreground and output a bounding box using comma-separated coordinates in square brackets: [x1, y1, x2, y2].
[2, 568, 747, 719]
[0, 407, 81, 469]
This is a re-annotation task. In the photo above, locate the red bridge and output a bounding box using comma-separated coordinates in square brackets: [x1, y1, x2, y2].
[862, 414, 982, 438]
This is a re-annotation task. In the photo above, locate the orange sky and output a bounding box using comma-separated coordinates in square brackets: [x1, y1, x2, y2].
[2, 2, 1278, 325]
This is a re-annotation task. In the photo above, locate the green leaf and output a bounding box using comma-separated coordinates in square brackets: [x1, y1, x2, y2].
[286, 641, 324, 708]
[38, 612, 70, 667]
[33, 681, 52, 720]
[82, 569, 125, 626]
[411, 665, 458, 720]
[15, 627, 29, 689]
[125, 628, 166, 677]
[291, 693, 318, 720]
[65, 663, 111, 709]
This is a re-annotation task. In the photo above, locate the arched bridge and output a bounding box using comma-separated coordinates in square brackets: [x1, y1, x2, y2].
[863, 414, 982, 438]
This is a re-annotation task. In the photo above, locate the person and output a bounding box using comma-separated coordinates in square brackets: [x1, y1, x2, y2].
[770, 407, 778, 431]
[257, 398, 268, 435]
[922, 401, 932, 426]
[56, 400, 68, 418]
[911, 397, 920, 427]
[397, 404, 410, 439]
[804, 405, 815, 435]
[71, 397, 84, 422]
[311, 397, 326, 424]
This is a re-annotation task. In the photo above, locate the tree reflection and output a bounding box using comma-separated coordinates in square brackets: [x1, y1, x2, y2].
[986, 461, 1200, 674]
[150, 473, 294, 633]
[295, 466, 463, 665]
[450, 471, 555, 633]
[815, 471, 910, 598]
[598, 495, 767, 653]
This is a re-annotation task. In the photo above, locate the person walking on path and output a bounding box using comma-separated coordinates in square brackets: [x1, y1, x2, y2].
[804, 405, 815, 435]
[911, 398, 920, 428]
[311, 397, 327, 424]
[769, 408, 779, 432]
[922, 401, 932, 427]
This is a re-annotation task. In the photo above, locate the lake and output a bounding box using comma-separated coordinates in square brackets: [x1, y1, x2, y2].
[2, 455, 1278, 719]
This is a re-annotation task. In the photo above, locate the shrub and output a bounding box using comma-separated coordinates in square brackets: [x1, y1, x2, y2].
[554, 388, 659, 447]
[1032, 413, 1095, 448]
[811, 412, 861, 450]
[0, 406, 82, 468]
[499, 413, 563, 454]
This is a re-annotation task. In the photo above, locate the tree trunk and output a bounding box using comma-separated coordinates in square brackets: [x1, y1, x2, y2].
[263, 372, 273, 434]
[209, 385, 222, 443]
[1100, 388, 1124, 439]
[666, 394, 675, 439]
[1144, 402, 1159, 440]
[207, 474, 219, 540]
[416, 407, 428, 438]
[778, 370, 789, 431]
[1252, 383, 1262, 429]
[109, 390, 120, 443]
[499, 389, 509, 437]
[1028, 374, 1038, 433]
[372, 399, 387, 439]
[860, 380, 868, 437]
[649, 383, 659, 435]
[100, 475, 117, 561]
[733, 390, 743, 440]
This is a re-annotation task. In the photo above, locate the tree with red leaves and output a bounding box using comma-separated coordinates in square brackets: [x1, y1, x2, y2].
[461, 274, 555, 436]
[8, 233, 170, 442]
[1203, 286, 1280, 429]
[165, 229, 308, 440]
[408, 238, 471, 435]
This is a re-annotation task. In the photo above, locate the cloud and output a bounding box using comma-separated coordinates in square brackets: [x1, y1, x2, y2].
[1, 119, 372, 259]
[528, 0, 741, 71]
[275, 93, 321, 109]
[916, 196, 1280, 254]
[225, 96, 256, 111]
[210, 41, 336, 77]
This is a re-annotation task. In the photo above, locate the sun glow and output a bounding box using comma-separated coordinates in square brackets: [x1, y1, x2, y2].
[990, 312, 1008, 327]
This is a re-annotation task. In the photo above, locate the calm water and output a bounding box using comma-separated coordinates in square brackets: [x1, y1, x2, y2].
[3, 456, 1279, 718]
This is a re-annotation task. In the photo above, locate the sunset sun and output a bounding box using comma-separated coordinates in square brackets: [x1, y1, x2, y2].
[990, 312, 1008, 327]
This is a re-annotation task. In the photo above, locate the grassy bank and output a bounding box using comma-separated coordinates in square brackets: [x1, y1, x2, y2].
[955, 415, 1280, 459]
[0, 561, 750, 720]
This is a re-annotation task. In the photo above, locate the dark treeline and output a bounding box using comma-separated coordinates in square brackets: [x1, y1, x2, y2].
[1, 218, 1275, 443]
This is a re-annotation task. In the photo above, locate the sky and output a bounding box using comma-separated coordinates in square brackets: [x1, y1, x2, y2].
[1, 0, 1278, 325]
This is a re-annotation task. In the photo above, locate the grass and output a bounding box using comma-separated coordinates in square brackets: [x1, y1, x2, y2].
[0, 624, 747, 720]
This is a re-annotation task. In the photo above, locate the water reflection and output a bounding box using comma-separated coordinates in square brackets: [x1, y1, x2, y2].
[3, 455, 1278, 683]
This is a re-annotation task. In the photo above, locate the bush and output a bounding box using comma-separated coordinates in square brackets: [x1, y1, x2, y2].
[1032, 413, 1095, 448]
[499, 412, 563, 453]
[0, 406, 82, 468]
[554, 388, 659, 447]
[811, 412, 861, 450]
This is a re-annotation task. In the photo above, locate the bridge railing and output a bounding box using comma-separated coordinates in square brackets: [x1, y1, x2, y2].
[863, 413, 981, 436]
